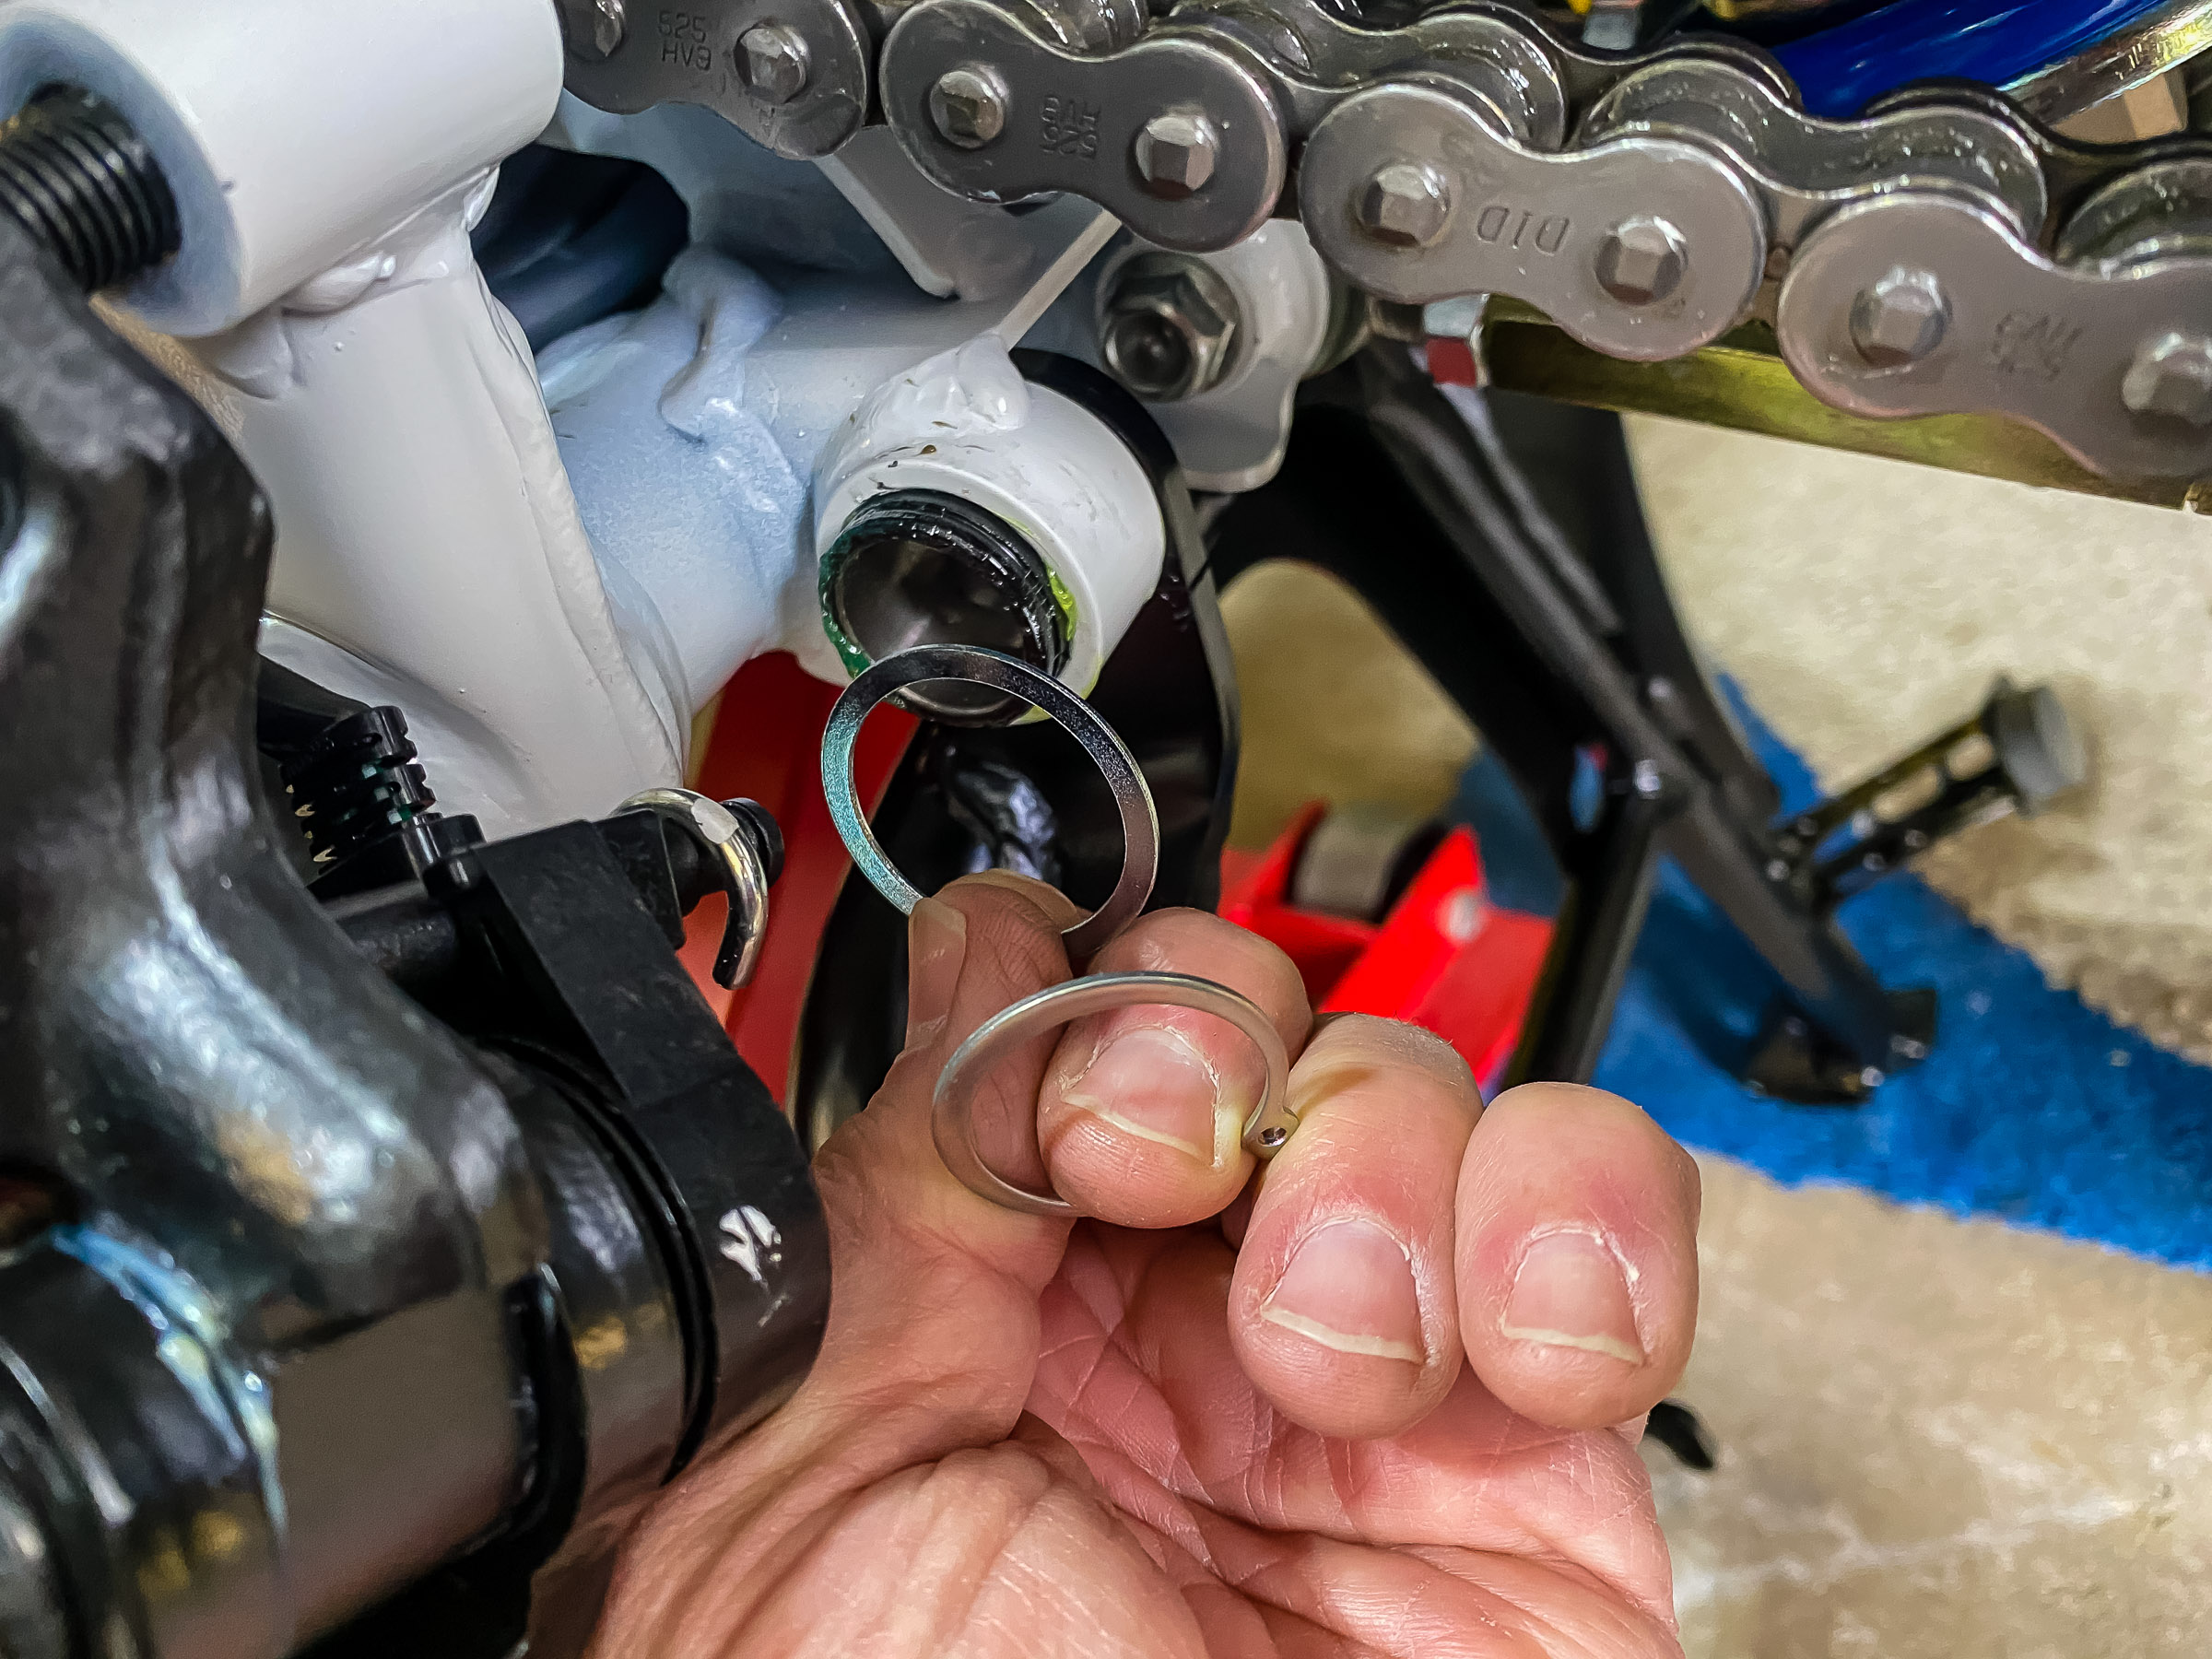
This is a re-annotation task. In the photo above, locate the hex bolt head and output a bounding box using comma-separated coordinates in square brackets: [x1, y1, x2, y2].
[559, 0, 628, 60]
[1594, 217, 1686, 307]
[1356, 163, 1452, 249]
[928, 66, 1008, 149]
[1133, 112, 1218, 201]
[1100, 254, 1241, 402]
[2122, 331, 2212, 427]
[1848, 268, 1947, 368]
[736, 22, 811, 106]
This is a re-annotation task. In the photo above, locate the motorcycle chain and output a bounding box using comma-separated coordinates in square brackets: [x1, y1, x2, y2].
[567, 0, 2212, 484]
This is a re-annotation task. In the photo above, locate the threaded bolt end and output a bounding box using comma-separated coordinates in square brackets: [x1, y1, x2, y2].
[0, 88, 179, 292]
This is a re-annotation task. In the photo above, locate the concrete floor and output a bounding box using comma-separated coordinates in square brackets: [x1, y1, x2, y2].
[1217, 419, 2212, 1655]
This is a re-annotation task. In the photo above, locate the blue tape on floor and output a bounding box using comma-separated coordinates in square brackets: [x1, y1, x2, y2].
[1454, 688, 2212, 1271]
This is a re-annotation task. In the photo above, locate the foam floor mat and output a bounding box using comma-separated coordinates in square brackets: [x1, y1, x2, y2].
[1456, 687, 2212, 1270]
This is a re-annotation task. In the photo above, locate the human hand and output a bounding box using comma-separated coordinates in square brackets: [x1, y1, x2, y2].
[594, 873, 1701, 1656]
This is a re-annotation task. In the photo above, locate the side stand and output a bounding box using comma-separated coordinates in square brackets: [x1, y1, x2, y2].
[1209, 347, 2076, 1101]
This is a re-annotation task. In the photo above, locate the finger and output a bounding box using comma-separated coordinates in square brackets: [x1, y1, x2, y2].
[1031, 1225, 1677, 1625]
[1226, 1016, 1481, 1440]
[794, 874, 1081, 1434]
[1036, 908, 1311, 1229]
[602, 874, 1090, 1644]
[914, 873, 1086, 1195]
[1454, 1082, 1700, 1430]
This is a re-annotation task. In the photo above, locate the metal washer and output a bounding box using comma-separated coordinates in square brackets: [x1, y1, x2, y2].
[933, 971, 1299, 1217]
[820, 643, 1160, 963]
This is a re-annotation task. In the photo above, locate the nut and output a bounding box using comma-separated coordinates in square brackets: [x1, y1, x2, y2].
[1594, 218, 1686, 307]
[559, 0, 627, 60]
[736, 22, 811, 106]
[2122, 331, 2212, 426]
[1100, 254, 1241, 402]
[1356, 163, 1452, 250]
[1848, 268, 1947, 368]
[1133, 112, 1218, 201]
[928, 66, 1007, 149]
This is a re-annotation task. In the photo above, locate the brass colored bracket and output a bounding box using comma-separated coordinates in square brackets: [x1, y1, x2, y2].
[1476, 300, 2212, 513]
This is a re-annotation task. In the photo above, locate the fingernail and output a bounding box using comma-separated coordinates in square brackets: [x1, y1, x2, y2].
[1500, 1230, 1644, 1366]
[1260, 1218, 1425, 1364]
[1059, 1026, 1239, 1166]
[904, 897, 968, 1046]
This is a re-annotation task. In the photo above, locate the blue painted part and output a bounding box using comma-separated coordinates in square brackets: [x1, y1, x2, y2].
[538, 247, 807, 719]
[1773, 0, 2175, 118]
[1454, 683, 2212, 1268]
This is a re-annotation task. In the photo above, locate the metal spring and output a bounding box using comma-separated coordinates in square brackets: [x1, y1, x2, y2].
[280, 707, 440, 869]
[0, 87, 179, 292]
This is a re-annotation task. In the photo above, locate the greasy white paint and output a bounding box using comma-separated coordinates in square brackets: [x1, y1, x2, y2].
[806, 335, 1166, 696]
[194, 173, 685, 837]
[544, 100, 1154, 708]
[537, 253, 1042, 722]
[545, 93, 904, 282]
[535, 199, 1115, 715]
[551, 258, 1164, 709]
[2, 1, 681, 834]
[16, 30, 1171, 830]
[0, 0, 562, 335]
[817, 126, 1106, 302]
[1066, 223, 1333, 493]
[537, 248, 812, 715]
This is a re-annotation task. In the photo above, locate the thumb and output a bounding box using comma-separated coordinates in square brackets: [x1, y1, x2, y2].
[759, 874, 1085, 1463]
[591, 876, 1087, 1643]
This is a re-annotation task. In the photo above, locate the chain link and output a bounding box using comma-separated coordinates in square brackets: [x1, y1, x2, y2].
[873, 0, 2212, 482]
[561, 0, 2212, 483]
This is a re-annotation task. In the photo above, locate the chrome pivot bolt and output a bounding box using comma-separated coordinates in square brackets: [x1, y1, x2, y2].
[2121, 331, 2212, 426]
[1594, 217, 1686, 307]
[1355, 163, 1451, 249]
[559, 0, 627, 60]
[1133, 112, 1218, 201]
[928, 66, 1008, 149]
[1100, 254, 1241, 402]
[736, 22, 811, 105]
[1848, 268, 1947, 368]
